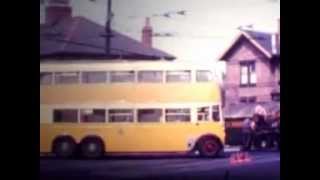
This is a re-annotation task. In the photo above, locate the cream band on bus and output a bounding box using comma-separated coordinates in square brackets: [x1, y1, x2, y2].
[40, 60, 225, 158]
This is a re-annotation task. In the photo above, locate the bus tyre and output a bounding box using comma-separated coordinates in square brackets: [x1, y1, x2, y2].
[197, 137, 221, 158]
[80, 137, 104, 159]
[52, 136, 76, 158]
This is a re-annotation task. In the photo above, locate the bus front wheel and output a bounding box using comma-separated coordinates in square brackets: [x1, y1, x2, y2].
[80, 137, 104, 159]
[52, 136, 76, 158]
[197, 137, 221, 158]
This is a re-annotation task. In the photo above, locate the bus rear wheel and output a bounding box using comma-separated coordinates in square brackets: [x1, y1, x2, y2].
[80, 137, 104, 159]
[52, 136, 76, 158]
[197, 137, 221, 158]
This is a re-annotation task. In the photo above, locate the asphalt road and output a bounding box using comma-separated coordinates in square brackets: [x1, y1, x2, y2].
[40, 151, 280, 180]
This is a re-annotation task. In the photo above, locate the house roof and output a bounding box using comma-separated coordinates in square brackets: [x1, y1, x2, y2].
[219, 30, 280, 60]
[223, 102, 280, 119]
[40, 16, 176, 60]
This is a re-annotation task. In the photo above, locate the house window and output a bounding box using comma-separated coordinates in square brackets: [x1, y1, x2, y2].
[165, 108, 191, 122]
[80, 109, 106, 123]
[240, 61, 256, 87]
[138, 71, 163, 83]
[239, 96, 257, 103]
[137, 109, 162, 122]
[53, 109, 78, 123]
[196, 70, 213, 82]
[40, 72, 53, 85]
[166, 70, 191, 82]
[110, 71, 135, 83]
[55, 72, 80, 84]
[82, 72, 107, 84]
[108, 109, 134, 122]
[271, 93, 280, 102]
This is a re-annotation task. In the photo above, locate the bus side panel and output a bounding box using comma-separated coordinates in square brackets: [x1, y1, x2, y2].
[40, 123, 225, 153]
[40, 83, 220, 104]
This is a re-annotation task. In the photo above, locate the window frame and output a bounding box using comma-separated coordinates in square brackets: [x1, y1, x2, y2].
[54, 72, 80, 85]
[80, 108, 106, 123]
[137, 70, 164, 83]
[53, 109, 79, 123]
[165, 108, 191, 122]
[196, 70, 213, 82]
[110, 71, 135, 83]
[81, 71, 108, 84]
[239, 61, 256, 87]
[166, 70, 191, 83]
[40, 72, 53, 85]
[137, 108, 163, 123]
[108, 109, 134, 123]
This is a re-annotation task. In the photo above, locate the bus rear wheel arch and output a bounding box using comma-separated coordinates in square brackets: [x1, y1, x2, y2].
[52, 136, 77, 158]
[79, 136, 105, 159]
[196, 135, 222, 158]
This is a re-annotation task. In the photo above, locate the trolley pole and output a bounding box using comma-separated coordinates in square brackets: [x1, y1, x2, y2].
[105, 0, 112, 57]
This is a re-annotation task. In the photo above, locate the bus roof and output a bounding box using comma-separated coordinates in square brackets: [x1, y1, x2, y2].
[40, 60, 217, 72]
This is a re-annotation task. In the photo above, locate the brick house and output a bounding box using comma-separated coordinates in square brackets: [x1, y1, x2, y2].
[218, 21, 280, 145]
[219, 22, 280, 107]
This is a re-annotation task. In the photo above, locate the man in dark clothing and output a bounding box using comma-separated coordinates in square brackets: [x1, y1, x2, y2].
[241, 115, 257, 151]
[253, 114, 270, 149]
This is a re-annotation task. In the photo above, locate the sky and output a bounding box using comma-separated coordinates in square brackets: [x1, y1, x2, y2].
[40, 0, 280, 79]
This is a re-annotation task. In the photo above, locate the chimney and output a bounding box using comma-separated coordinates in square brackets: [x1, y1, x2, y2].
[142, 17, 153, 48]
[45, 0, 72, 25]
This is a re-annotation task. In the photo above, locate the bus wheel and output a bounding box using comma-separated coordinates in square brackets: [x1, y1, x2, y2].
[80, 137, 104, 159]
[52, 136, 76, 158]
[197, 137, 221, 158]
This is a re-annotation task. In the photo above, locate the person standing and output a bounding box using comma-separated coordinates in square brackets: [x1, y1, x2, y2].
[241, 115, 257, 151]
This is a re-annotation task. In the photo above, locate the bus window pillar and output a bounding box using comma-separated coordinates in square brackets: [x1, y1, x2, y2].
[191, 107, 197, 123]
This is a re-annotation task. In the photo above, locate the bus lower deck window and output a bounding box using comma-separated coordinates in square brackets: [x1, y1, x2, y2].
[138, 109, 162, 122]
[80, 109, 106, 123]
[109, 109, 134, 122]
[53, 109, 78, 123]
[197, 107, 210, 121]
[212, 105, 220, 122]
[165, 108, 191, 122]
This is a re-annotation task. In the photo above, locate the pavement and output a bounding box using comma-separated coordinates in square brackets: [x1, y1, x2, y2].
[40, 148, 280, 180]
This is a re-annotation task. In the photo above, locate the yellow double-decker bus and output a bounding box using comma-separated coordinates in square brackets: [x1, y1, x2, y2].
[40, 60, 225, 158]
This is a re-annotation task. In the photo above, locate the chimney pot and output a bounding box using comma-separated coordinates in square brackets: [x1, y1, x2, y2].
[142, 17, 153, 48]
[45, 0, 72, 25]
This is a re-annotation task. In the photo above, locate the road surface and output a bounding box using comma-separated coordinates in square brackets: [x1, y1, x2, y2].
[40, 151, 280, 180]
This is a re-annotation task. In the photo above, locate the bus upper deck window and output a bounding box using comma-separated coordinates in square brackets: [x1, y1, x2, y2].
[212, 105, 220, 122]
[80, 109, 106, 123]
[165, 108, 191, 122]
[108, 109, 134, 122]
[110, 71, 135, 83]
[53, 109, 78, 123]
[196, 70, 213, 82]
[55, 72, 80, 84]
[82, 72, 107, 84]
[138, 109, 162, 123]
[166, 70, 191, 82]
[40, 72, 53, 85]
[138, 71, 163, 83]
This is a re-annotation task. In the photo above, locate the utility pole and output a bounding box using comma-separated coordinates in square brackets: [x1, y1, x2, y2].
[105, 0, 112, 57]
